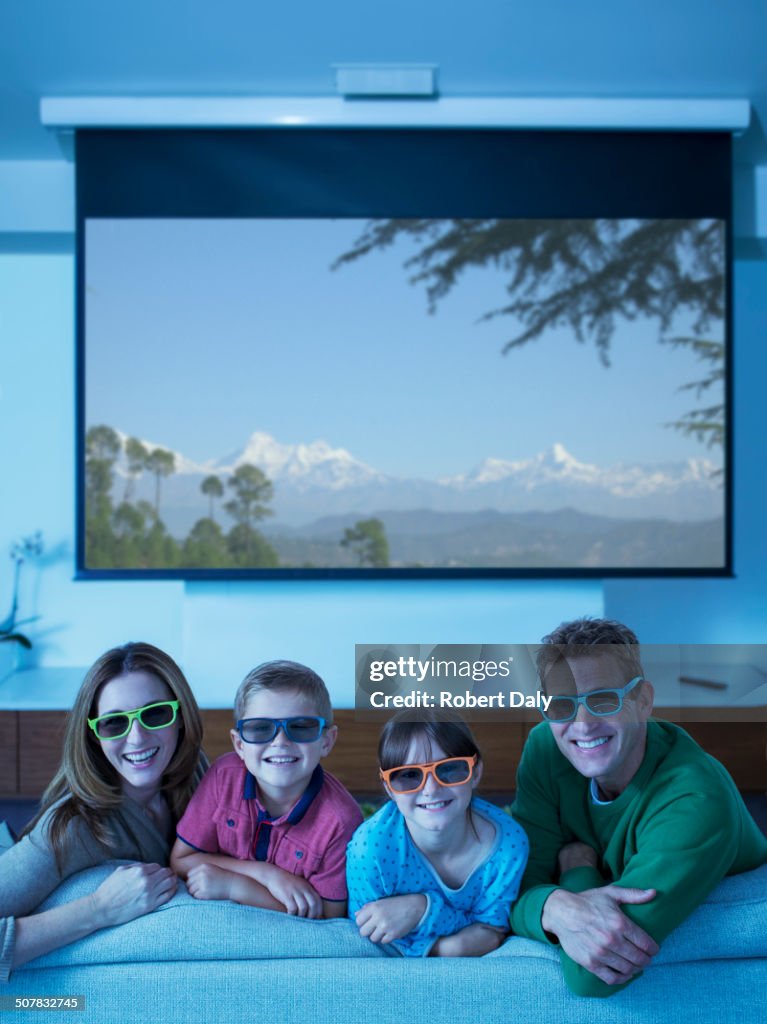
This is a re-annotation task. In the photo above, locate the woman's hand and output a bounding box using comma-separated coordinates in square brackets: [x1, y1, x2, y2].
[355, 893, 427, 943]
[91, 862, 177, 927]
[13, 863, 176, 970]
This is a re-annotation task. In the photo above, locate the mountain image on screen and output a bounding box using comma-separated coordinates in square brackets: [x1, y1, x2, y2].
[83, 215, 726, 573]
[83, 426, 724, 570]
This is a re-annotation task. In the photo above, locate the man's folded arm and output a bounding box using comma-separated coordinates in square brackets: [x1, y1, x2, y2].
[598, 791, 738, 945]
[510, 742, 578, 943]
[558, 791, 739, 998]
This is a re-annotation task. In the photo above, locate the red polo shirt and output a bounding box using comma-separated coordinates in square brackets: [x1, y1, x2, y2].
[176, 753, 362, 901]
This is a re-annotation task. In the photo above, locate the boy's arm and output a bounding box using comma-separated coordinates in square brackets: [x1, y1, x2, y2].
[172, 836, 291, 891]
[183, 862, 283, 911]
[322, 899, 347, 919]
[172, 838, 325, 917]
[211, 872, 342, 918]
[171, 837, 270, 883]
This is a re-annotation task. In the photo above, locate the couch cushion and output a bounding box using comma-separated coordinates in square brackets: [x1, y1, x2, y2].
[20, 861, 767, 972]
[654, 862, 767, 963]
[25, 863, 393, 970]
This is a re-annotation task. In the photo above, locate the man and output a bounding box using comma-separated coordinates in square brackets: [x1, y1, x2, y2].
[510, 617, 767, 998]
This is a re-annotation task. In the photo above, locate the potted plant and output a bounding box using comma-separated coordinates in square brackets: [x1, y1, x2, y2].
[0, 531, 43, 678]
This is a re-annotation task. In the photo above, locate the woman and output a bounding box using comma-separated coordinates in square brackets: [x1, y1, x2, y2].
[0, 642, 205, 980]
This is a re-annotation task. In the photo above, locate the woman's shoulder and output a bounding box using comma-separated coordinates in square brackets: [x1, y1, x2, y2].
[0, 797, 107, 917]
[35, 795, 166, 863]
[26, 796, 97, 848]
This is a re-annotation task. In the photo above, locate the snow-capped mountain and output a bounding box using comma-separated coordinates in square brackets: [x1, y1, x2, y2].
[109, 428, 723, 529]
[444, 443, 720, 502]
[442, 443, 600, 488]
[212, 431, 384, 490]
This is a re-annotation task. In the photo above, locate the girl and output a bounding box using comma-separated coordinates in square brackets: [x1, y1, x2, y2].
[0, 642, 206, 981]
[347, 710, 528, 957]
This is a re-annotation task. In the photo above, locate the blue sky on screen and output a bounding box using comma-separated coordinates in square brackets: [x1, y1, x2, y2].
[85, 218, 724, 478]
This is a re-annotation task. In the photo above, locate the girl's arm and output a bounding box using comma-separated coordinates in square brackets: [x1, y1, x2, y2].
[9, 863, 176, 973]
[431, 922, 507, 957]
[346, 817, 473, 955]
[354, 893, 427, 943]
[426, 804, 529, 958]
[352, 879, 475, 954]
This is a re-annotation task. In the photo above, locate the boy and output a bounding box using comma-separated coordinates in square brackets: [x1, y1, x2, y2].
[171, 660, 362, 919]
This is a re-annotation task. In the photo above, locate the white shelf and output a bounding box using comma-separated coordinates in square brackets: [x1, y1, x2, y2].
[2, 662, 765, 712]
[40, 96, 751, 132]
[0, 667, 239, 710]
[0, 668, 88, 710]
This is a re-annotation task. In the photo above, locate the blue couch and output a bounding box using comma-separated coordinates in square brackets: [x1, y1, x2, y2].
[6, 863, 767, 1024]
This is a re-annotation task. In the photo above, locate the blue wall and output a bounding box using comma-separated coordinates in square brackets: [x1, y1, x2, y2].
[1, 243, 764, 705]
[0, 249, 602, 703]
[2, 0, 766, 704]
[605, 258, 767, 643]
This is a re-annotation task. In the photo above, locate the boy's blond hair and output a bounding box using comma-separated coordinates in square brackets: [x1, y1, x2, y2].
[234, 659, 333, 723]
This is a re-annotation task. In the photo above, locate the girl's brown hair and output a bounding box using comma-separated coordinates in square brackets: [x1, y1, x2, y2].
[22, 642, 206, 861]
[378, 708, 481, 772]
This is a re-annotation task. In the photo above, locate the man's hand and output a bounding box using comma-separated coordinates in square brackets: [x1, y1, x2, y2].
[261, 864, 323, 918]
[558, 841, 599, 874]
[431, 922, 506, 958]
[355, 894, 427, 944]
[541, 885, 659, 986]
[185, 863, 236, 902]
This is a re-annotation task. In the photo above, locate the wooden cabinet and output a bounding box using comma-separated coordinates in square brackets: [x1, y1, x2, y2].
[0, 712, 17, 796]
[133, 711, 528, 794]
[0, 709, 764, 798]
[18, 712, 68, 798]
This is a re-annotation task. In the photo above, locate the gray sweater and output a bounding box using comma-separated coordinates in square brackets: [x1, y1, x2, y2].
[0, 797, 171, 981]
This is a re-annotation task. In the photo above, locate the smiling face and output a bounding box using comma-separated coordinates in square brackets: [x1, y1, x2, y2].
[230, 687, 337, 814]
[384, 734, 482, 839]
[95, 670, 181, 803]
[545, 654, 654, 799]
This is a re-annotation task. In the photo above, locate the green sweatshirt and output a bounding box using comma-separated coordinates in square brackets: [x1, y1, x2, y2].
[510, 719, 767, 998]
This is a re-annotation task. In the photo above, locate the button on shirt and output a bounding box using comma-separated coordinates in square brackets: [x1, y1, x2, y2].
[176, 753, 363, 901]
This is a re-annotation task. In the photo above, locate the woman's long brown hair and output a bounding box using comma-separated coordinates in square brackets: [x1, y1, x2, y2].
[21, 642, 206, 863]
